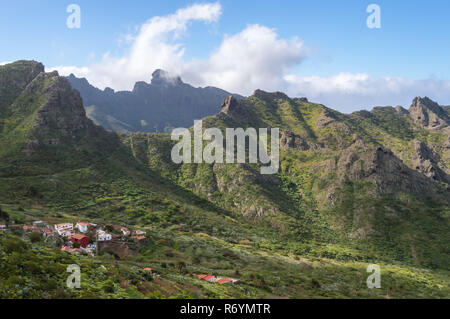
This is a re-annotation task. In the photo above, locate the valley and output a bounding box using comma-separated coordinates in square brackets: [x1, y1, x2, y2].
[0, 60, 449, 299]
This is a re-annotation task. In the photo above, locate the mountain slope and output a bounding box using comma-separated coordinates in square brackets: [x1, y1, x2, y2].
[67, 70, 242, 133]
[130, 91, 450, 269]
[0, 61, 449, 299]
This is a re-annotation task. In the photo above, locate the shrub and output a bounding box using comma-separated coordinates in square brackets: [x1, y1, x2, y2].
[29, 231, 42, 243]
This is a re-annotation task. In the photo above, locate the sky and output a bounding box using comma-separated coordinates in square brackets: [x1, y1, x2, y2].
[1, 0, 450, 112]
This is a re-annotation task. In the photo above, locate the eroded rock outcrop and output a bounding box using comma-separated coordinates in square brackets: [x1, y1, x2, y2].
[409, 97, 450, 129]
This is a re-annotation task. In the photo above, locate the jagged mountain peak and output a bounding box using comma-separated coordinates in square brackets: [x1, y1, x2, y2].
[409, 96, 450, 129]
[150, 69, 183, 86]
[67, 70, 241, 133]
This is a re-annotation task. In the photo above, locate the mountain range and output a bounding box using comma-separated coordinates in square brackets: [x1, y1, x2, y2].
[66, 70, 242, 133]
[0, 60, 449, 299]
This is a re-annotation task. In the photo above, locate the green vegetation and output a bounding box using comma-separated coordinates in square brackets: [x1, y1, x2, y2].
[0, 62, 449, 299]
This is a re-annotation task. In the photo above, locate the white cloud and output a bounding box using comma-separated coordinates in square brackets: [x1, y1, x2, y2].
[0, 62, 11, 66]
[52, 2, 222, 90]
[182, 24, 305, 94]
[285, 73, 450, 112]
[51, 2, 450, 112]
[52, 2, 305, 95]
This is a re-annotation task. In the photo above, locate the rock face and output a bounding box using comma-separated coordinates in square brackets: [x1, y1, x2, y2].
[220, 95, 249, 120]
[409, 97, 450, 129]
[411, 139, 449, 182]
[67, 71, 242, 133]
[32, 72, 91, 136]
[280, 130, 319, 151]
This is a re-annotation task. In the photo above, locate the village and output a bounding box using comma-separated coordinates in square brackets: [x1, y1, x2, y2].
[0, 219, 240, 286]
[0, 219, 147, 256]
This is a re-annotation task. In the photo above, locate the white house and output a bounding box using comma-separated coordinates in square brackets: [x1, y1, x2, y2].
[76, 222, 89, 233]
[33, 220, 44, 226]
[121, 228, 130, 236]
[54, 223, 73, 231]
[54, 223, 73, 237]
[0, 224, 7, 231]
[135, 230, 146, 236]
[97, 230, 112, 241]
[58, 229, 72, 237]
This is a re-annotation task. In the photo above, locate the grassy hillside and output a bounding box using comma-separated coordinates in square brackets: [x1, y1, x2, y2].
[0, 61, 449, 299]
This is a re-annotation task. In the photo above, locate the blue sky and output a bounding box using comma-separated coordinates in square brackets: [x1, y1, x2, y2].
[2, 0, 450, 111]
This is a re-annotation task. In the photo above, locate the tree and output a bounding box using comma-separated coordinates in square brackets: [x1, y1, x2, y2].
[0, 207, 9, 225]
[29, 231, 42, 243]
[176, 261, 186, 273]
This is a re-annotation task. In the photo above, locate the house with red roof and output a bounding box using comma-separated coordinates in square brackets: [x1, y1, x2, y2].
[76, 222, 89, 233]
[216, 278, 234, 285]
[203, 275, 216, 282]
[41, 228, 54, 237]
[71, 234, 90, 247]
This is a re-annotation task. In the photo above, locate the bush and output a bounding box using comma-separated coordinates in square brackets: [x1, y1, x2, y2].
[29, 231, 42, 243]
[2, 237, 27, 253]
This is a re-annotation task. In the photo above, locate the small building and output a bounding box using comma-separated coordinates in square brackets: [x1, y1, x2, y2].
[23, 225, 36, 232]
[54, 223, 73, 237]
[71, 234, 90, 247]
[97, 230, 112, 241]
[203, 275, 216, 282]
[135, 230, 146, 236]
[33, 220, 44, 226]
[41, 228, 54, 237]
[54, 223, 73, 231]
[216, 278, 234, 285]
[57, 228, 72, 237]
[121, 228, 130, 236]
[61, 246, 70, 252]
[76, 222, 89, 233]
[70, 248, 83, 254]
[143, 268, 152, 273]
[0, 224, 7, 231]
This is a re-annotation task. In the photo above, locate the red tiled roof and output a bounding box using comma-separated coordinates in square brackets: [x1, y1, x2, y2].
[216, 278, 233, 285]
[77, 222, 89, 225]
[143, 268, 152, 272]
[61, 246, 70, 251]
[203, 275, 215, 281]
[71, 234, 88, 240]
[196, 274, 208, 279]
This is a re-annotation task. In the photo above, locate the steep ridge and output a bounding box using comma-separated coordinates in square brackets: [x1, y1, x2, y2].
[67, 70, 242, 133]
[131, 91, 450, 268]
[0, 61, 449, 296]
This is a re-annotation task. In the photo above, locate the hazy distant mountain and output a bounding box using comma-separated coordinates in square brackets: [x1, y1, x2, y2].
[66, 70, 242, 133]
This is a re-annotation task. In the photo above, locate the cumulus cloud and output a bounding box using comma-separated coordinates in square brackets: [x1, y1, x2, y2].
[52, 2, 305, 95]
[51, 2, 450, 112]
[183, 24, 305, 94]
[0, 62, 11, 66]
[52, 2, 223, 90]
[285, 73, 450, 112]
